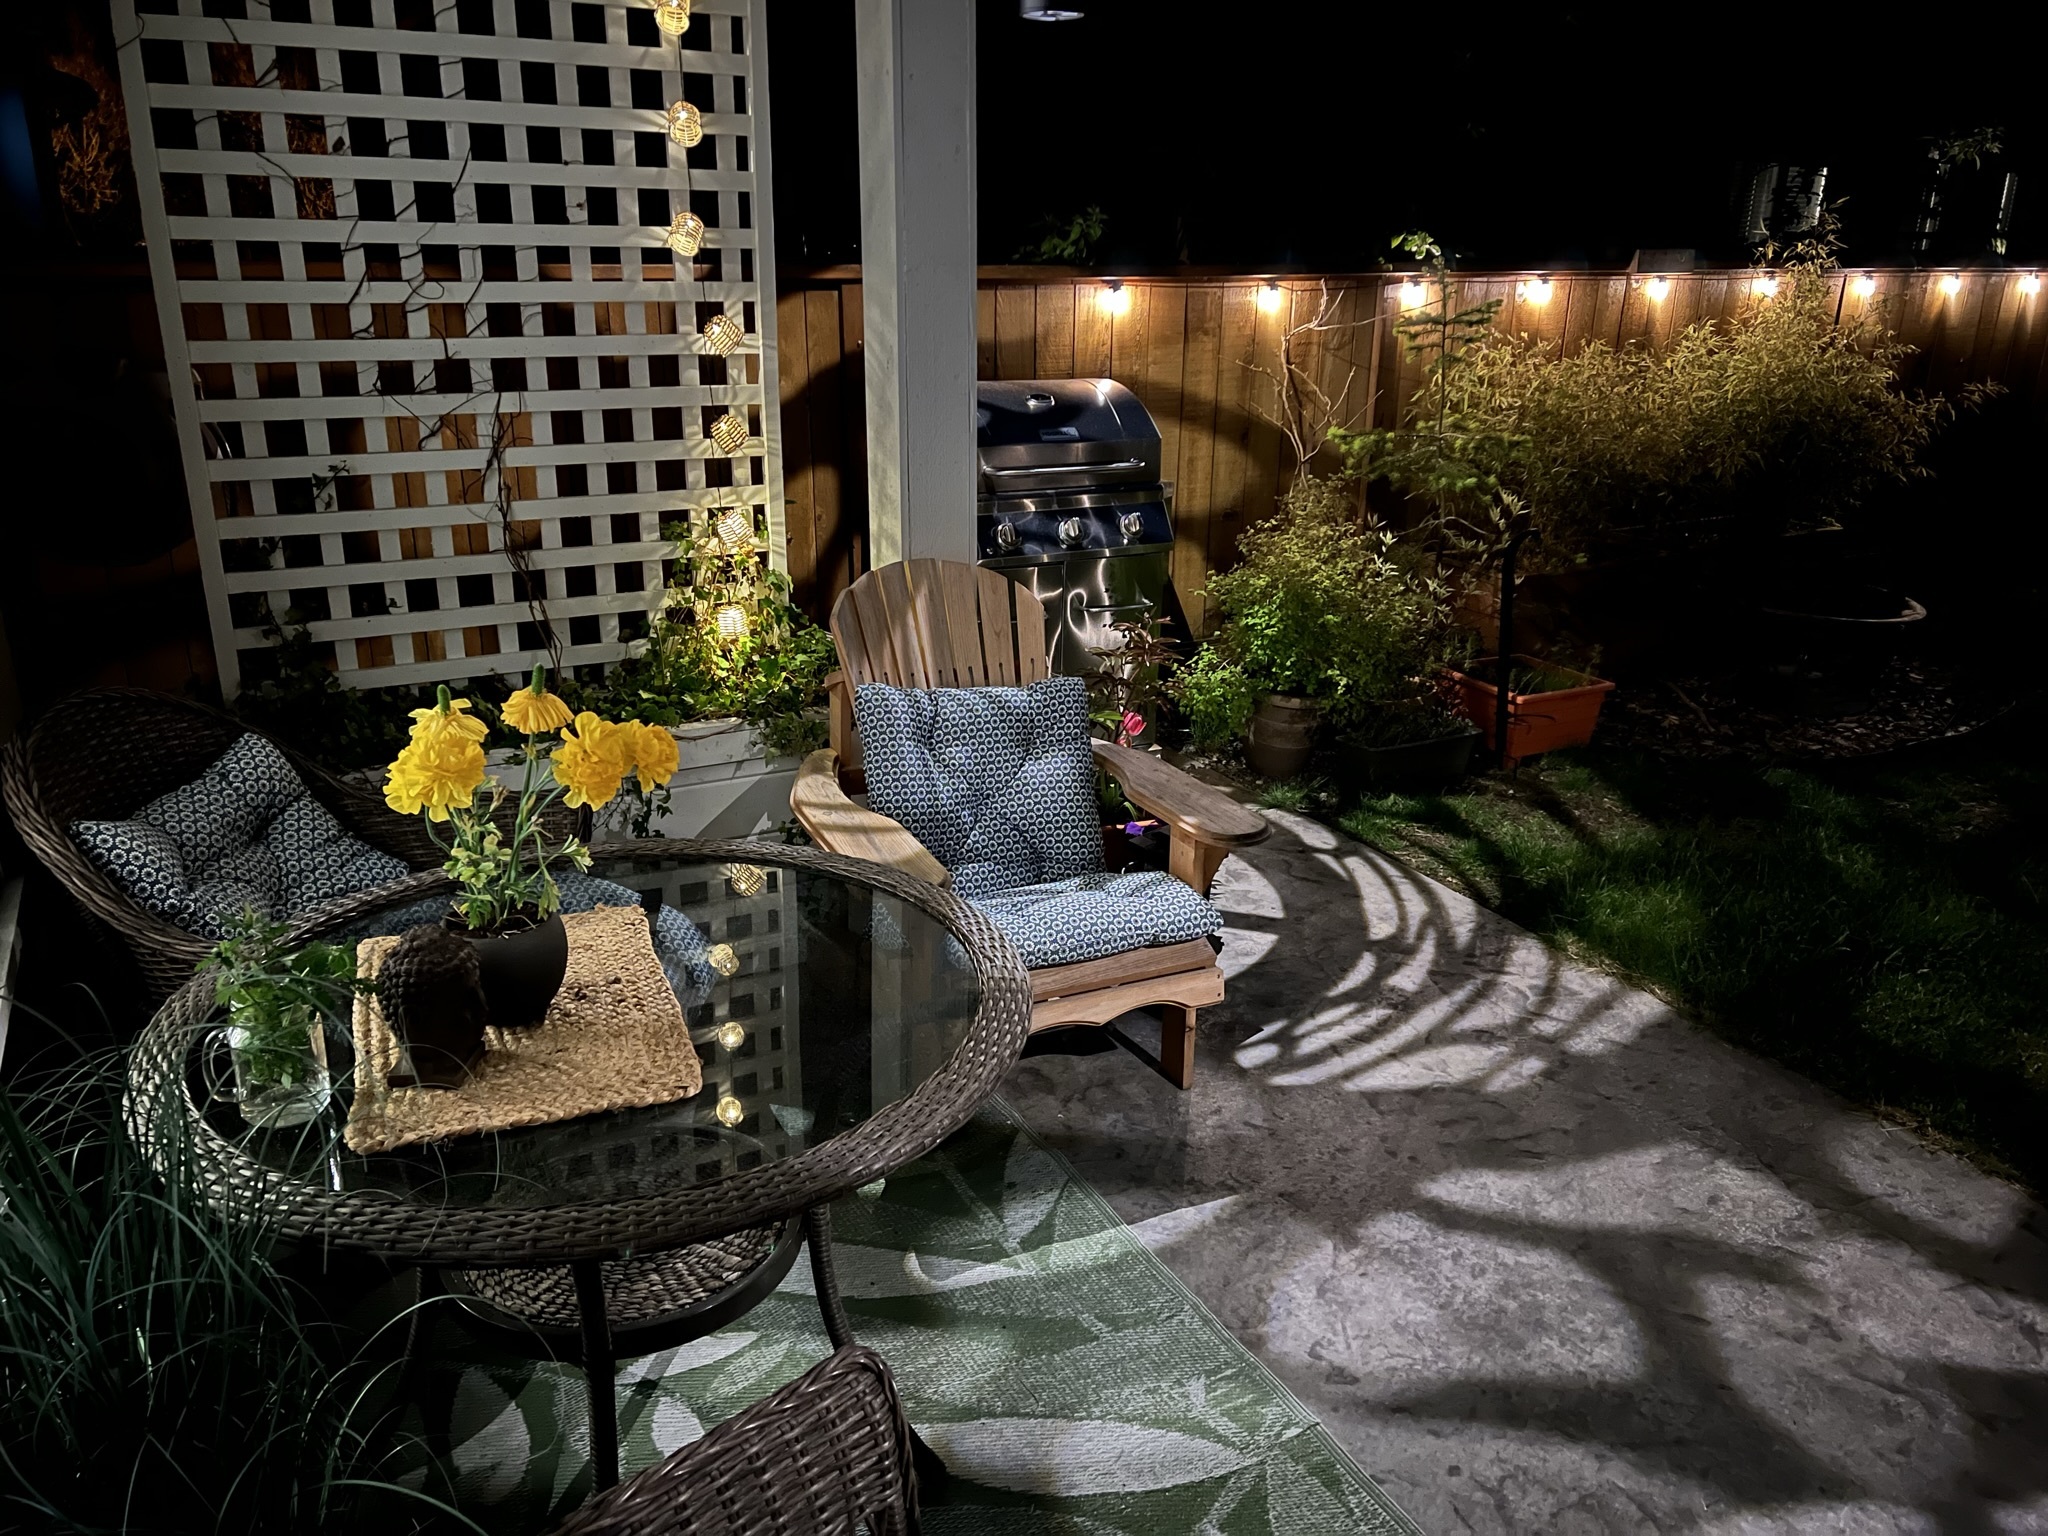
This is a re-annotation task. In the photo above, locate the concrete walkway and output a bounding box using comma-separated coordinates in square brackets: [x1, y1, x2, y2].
[999, 808, 2048, 1535]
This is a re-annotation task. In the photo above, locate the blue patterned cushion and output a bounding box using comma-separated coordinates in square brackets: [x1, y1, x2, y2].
[68, 733, 410, 940]
[855, 676, 1101, 900]
[968, 869, 1222, 968]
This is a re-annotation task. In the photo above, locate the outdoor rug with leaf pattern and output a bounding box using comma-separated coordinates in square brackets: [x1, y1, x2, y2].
[400, 1100, 1420, 1535]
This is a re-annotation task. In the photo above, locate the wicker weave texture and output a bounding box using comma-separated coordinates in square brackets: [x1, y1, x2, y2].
[1, 686, 578, 999]
[449, 1221, 783, 1332]
[127, 837, 1032, 1269]
[549, 1345, 919, 1536]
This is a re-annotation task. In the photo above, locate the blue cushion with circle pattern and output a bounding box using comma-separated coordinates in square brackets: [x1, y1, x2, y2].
[70, 733, 411, 940]
[853, 675, 1222, 968]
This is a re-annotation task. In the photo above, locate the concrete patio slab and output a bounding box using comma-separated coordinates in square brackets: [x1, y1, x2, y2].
[999, 807, 2048, 1535]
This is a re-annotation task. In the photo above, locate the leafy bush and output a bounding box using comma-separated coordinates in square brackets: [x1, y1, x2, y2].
[1173, 478, 1462, 750]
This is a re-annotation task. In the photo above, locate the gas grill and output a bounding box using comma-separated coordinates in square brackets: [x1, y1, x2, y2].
[976, 379, 1175, 677]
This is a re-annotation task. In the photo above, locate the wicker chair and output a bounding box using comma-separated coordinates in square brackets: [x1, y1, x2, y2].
[0, 687, 458, 998]
[550, 1345, 920, 1536]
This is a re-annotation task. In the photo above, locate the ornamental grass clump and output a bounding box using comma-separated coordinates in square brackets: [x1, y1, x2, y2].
[383, 669, 676, 931]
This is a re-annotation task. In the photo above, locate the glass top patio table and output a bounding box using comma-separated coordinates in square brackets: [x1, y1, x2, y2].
[126, 838, 1033, 1270]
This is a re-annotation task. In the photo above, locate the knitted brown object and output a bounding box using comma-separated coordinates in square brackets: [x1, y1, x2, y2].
[379, 923, 488, 1089]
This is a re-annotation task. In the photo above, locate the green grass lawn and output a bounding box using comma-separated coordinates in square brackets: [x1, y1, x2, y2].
[1272, 736, 2048, 1187]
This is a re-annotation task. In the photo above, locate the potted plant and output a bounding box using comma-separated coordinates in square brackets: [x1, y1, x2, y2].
[1446, 652, 1615, 767]
[1086, 617, 1178, 870]
[382, 672, 676, 1027]
[207, 911, 360, 1127]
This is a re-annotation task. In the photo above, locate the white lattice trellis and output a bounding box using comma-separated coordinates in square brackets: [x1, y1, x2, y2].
[112, 0, 783, 696]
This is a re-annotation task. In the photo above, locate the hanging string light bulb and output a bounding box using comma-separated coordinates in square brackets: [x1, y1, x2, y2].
[707, 942, 740, 976]
[666, 100, 704, 147]
[666, 211, 706, 257]
[716, 1094, 744, 1126]
[709, 412, 749, 454]
[725, 862, 767, 898]
[653, 0, 691, 36]
[716, 1020, 746, 1051]
[715, 506, 754, 550]
[714, 604, 749, 641]
[701, 312, 744, 356]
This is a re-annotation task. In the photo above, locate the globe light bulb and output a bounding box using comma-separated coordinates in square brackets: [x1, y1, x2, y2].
[1939, 273, 1962, 298]
[725, 862, 767, 897]
[716, 1020, 746, 1051]
[1399, 279, 1428, 308]
[666, 101, 703, 147]
[701, 312, 743, 356]
[716, 1094, 743, 1126]
[707, 941, 739, 976]
[1752, 273, 1780, 299]
[2020, 274, 2043, 297]
[715, 506, 754, 550]
[653, 0, 691, 35]
[709, 412, 748, 454]
[1256, 282, 1285, 315]
[665, 211, 705, 257]
[1642, 276, 1671, 301]
[1518, 277, 1552, 304]
[714, 605, 748, 641]
[1852, 274, 1877, 299]
[1099, 282, 1130, 317]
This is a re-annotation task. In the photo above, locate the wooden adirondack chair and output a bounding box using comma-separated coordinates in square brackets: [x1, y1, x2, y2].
[790, 559, 1268, 1089]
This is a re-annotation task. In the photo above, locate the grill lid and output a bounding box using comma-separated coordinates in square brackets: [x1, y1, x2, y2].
[977, 379, 1162, 490]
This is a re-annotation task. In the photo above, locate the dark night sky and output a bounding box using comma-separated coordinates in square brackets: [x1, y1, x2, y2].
[769, 0, 2040, 272]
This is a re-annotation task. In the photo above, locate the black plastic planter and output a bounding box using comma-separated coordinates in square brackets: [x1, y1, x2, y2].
[1331, 724, 1481, 795]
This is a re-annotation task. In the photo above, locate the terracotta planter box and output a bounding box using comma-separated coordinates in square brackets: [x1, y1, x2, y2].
[1448, 656, 1615, 767]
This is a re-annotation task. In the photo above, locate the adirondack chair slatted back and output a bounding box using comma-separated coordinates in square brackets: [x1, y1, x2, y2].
[827, 560, 1053, 769]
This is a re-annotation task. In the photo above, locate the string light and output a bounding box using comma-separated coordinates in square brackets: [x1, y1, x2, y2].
[653, 0, 691, 35]
[1939, 273, 1962, 297]
[1752, 273, 1779, 299]
[716, 1021, 746, 1051]
[1642, 276, 1670, 301]
[1256, 282, 1285, 315]
[1518, 277, 1553, 305]
[1852, 274, 1878, 299]
[1099, 282, 1130, 317]
[709, 412, 749, 454]
[2022, 274, 2044, 297]
[701, 312, 743, 356]
[714, 604, 749, 641]
[715, 506, 754, 549]
[666, 100, 703, 147]
[716, 1094, 744, 1126]
[1398, 278, 1428, 307]
[725, 862, 767, 897]
[665, 211, 706, 257]
[707, 941, 740, 976]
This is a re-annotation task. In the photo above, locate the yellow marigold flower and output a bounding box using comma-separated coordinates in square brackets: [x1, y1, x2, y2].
[407, 693, 489, 748]
[552, 712, 631, 809]
[628, 721, 679, 794]
[503, 685, 573, 735]
[384, 732, 487, 823]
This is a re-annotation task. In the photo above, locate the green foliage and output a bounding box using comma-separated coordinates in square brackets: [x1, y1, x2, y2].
[1014, 205, 1108, 265]
[207, 911, 361, 1090]
[1172, 478, 1463, 750]
[574, 516, 834, 761]
[0, 1049, 471, 1533]
[231, 608, 421, 773]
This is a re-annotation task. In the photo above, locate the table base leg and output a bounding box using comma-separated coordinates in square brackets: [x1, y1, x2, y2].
[572, 1259, 619, 1492]
[803, 1203, 950, 1502]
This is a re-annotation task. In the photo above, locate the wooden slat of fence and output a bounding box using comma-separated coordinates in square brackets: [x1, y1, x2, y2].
[994, 286, 1036, 380]
[1174, 283, 1224, 635]
[975, 288, 998, 381]
[1035, 282, 1075, 379]
[1073, 282, 1113, 378]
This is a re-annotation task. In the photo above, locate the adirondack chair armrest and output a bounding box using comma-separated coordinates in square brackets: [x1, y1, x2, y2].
[791, 750, 948, 885]
[1092, 741, 1268, 897]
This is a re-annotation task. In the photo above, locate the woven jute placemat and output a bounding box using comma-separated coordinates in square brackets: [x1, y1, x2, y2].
[345, 904, 704, 1154]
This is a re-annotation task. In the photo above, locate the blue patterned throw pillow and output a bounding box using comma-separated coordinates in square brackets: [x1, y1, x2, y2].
[69, 733, 411, 939]
[853, 675, 1102, 899]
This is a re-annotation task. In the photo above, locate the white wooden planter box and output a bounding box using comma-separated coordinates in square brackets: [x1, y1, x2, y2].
[484, 720, 798, 844]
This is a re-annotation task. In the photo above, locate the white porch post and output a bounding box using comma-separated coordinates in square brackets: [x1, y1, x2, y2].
[854, 0, 979, 565]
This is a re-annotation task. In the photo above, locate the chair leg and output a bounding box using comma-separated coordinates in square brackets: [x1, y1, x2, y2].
[1157, 1004, 1197, 1090]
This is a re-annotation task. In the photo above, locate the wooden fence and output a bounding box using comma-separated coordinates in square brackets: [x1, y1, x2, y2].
[776, 266, 2048, 632]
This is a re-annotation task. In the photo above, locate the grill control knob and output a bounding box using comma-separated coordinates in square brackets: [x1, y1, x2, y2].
[993, 520, 1020, 553]
[1057, 516, 1086, 548]
[1119, 510, 1147, 541]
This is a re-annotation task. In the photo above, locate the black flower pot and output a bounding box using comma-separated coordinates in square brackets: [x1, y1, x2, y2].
[1332, 723, 1481, 795]
[451, 911, 569, 1030]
